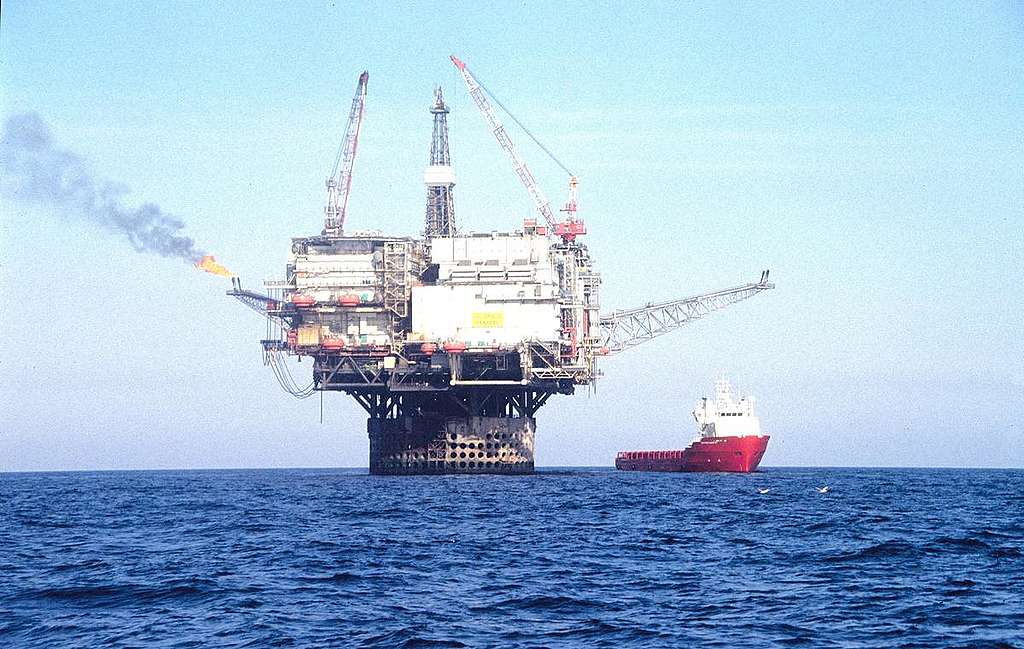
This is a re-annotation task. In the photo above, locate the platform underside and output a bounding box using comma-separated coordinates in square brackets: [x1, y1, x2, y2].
[369, 416, 535, 475]
[290, 340, 582, 475]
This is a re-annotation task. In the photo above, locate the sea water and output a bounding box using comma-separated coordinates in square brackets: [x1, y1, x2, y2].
[2, 467, 1022, 647]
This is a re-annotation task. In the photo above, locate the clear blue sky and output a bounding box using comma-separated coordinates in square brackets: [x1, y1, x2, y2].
[2, 1, 1022, 470]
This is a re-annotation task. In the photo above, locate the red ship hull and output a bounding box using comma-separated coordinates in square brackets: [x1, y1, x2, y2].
[615, 435, 770, 473]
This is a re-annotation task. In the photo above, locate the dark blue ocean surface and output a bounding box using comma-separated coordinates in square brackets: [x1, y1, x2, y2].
[1, 467, 1022, 648]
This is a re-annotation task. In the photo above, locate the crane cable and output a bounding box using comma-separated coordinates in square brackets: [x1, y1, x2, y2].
[472, 76, 575, 178]
[329, 136, 346, 180]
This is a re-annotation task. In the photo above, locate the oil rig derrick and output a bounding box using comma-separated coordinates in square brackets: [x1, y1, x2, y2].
[424, 87, 456, 237]
[229, 62, 774, 475]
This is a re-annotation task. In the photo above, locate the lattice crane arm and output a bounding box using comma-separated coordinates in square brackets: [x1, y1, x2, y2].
[226, 278, 295, 330]
[598, 272, 776, 354]
[324, 71, 369, 236]
[450, 55, 558, 231]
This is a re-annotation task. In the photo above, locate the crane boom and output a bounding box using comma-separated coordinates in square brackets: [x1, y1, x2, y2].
[226, 278, 295, 329]
[450, 56, 558, 232]
[599, 272, 775, 354]
[324, 71, 369, 236]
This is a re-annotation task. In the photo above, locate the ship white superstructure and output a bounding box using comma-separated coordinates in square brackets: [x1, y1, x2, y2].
[692, 379, 762, 439]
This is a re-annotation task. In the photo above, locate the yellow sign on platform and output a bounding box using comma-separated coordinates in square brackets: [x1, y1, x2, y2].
[471, 311, 505, 328]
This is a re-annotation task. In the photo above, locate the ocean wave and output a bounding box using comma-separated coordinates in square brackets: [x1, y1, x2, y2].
[825, 540, 921, 562]
[927, 536, 993, 553]
[27, 578, 220, 605]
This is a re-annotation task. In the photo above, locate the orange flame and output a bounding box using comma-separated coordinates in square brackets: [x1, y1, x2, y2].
[194, 254, 234, 277]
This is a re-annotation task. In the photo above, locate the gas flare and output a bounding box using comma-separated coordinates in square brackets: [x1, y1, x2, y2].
[195, 255, 234, 277]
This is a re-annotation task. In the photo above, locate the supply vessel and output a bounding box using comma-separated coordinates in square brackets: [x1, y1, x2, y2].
[615, 379, 770, 472]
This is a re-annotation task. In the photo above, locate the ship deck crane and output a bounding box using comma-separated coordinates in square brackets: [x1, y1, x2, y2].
[324, 71, 369, 236]
[451, 55, 584, 242]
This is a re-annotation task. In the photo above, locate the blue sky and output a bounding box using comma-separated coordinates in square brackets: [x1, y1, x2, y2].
[2, 1, 1022, 470]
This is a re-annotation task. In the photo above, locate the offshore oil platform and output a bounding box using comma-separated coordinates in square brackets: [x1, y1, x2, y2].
[229, 57, 774, 475]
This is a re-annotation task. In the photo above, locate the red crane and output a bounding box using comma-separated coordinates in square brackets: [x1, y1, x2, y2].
[324, 71, 369, 236]
[450, 56, 585, 242]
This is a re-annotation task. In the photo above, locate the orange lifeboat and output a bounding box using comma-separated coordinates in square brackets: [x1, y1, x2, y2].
[291, 293, 316, 307]
[338, 294, 360, 307]
[420, 342, 438, 355]
[322, 337, 346, 351]
[443, 341, 467, 354]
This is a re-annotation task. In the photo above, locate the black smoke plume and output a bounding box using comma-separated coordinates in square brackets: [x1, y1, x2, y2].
[0, 112, 205, 262]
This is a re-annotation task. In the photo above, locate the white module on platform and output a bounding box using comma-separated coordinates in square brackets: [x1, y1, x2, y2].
[413, 233, 563, 345]
[412, 284, 560, 345]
